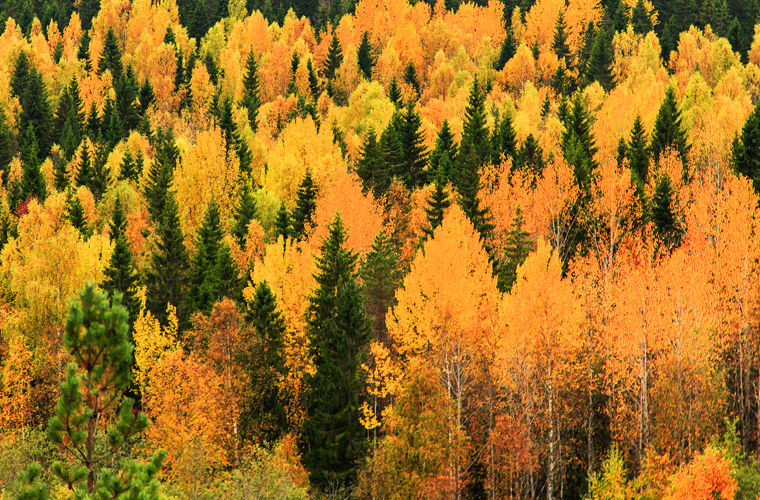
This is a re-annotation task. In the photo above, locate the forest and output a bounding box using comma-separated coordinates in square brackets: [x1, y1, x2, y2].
[1, 0, 760, 497]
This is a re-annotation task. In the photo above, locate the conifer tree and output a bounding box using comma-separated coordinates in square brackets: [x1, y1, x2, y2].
[300, 215, 371, 490]
[307, 58, 321, 100]
[241, 281, 288, 444]
[428, 120, 458, 182]
[422, 165, 452, 241]
[19, 67, 54, 159]
[86, 102, 100, 139]
[119, 149, 138, 182]
[517, 133, 545, 177]
[102, 207, 140, 325]
[241, 50, 261, 131]
[494, 27, 517, 71]
[292, 169, 318, 240]
[146, 193, 190, 327]
[275, 201, 291, 242]
[36, 283, 162, 495]
[114, 67, 140, 134]
[356, 129, 386, 196]
[214, 241, 242, 302]
[360, 230, 403, 340]
[188, 199, 225, 314]
[584, 28, 615, 91]
[100, 27, 123, 77]
[552, 11, 572, 64]
[388, 77, 402, 107]
[562, 95, 598, 191]
[403, 62, 421, 97]
[138, 78, 156, 115]
[143, 130, 179, 223]
[109, 196, 128, 240]
[396, 101, 428, 189]
[631, 0, 652, 34]
[10, 51, 30, 99]
[492, 111, 518, 164]
[733, 101, 760, 193]
[65, 187, 90, 239]
[54, 79, 85, 159]
[20, 126, 47, 201]
[651, 172, 683, 251]
[78, 30, 92, 70]
[52, 158, 69, 192]
[324, 32, 343, 81]
[89, 144, 109, 201]
[357, 31, 375, 79]
[497, 207, 532, 292]
[378, 121, 402, 194]
[0, 110, 14, 186]
[577, 22, 597, 80]
[650, 87, 690, 163]
[627, 116, 650, 196]
[232, 179, 258, 246]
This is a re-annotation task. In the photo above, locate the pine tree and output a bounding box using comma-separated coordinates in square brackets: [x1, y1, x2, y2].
[102, 230, 140, 326]
[109, 196, 128, 240]
[143, 130, 179, 223]
[41, 283, 160, 494]
[307, 58, 321, 100]
[356, 129, 385, 196]
[388, 77, 402, 107]
[324, 32, 343, 81]
[396, 101, 428, 189]
[631, 0, 652, 34]
[188, 199, 225, 314]
[428, 120, 458, 182]
[114, 66, 140, 134]
[650, 86, 690, 163]
[651, 172, 683, 251]
[242, 280, 288, 444]
[292, 169, 318, 240]
[577, 22, 597, 82]
[357, 31, 375, 80]
[497, 207, 532, 292]
[584, 28, 615, 91]
[552, 11, 572, 63]
[517, 133, 545, 177]
[20, 125, 47, 201]
[300, 215, 371, 490]
[422, 165, 452, 241]
[562, 95, 598, 191]
[54, 79, 85, 159]
[65, 187, 90, 238]
[232, 179, 258, 246]
[78, 30, 92, 71]
[19, 67, 54, 159]
[146, 193, 190, 327]
[86, 102, 100, 139]
[241, 50, 261, 131]
[377, 121, 402, 195]
[275, 201, 291, 241]
[494, 27, 517, 71]
[360, 230, 403, 340]
[733, 101, 760, 192]
[89, 144, 110, 201]
[403, 62, 421, 97]
[492, 111, 518, 164]
[119, 149, 138, 182]
[100, 27, 123, 77]
[139, 78, 156, 115]
[0, 110, 14, 186]
[627, 116, 650, 196]
[10, 51, 30, 98]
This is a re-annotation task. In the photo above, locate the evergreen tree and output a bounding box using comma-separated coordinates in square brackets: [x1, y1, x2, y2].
[109, 196, 128, 240]
[86, 102, 100, 139]
[143, 130, 179, 223]
[357, 31, 375, 79]
[10, 51, 30, 98]
[188, 199, 225, 314]
[403, 62, 421, 97]
[494, 27, 517, 71]
[114, 66, 140, 134]
[78, 30, 92, 71]
[241, 50, 262, 131]
[360, 230, 403, 340]
[119, 149, 139, 182]
[387, 77, 402, 106]
[20, 125, 47, 201]
[733, 101, 760, 193]
[231, 179, 258, 246]
[65, 187, 90, 238]
[214, 241, 242, 302]
[497, 207, 532, 292]
[428, 120, 458, 182]
[138, 78, 156, 115]
[100, 98, 123, 149]
[356, 129, 387, 196]
[90, 144, 110, 201]
[0, 110, 13, 186]
[377, 120, 402, 194]
[286, 52, 300, 96]
[395, 101, 428, 189]
[19, 67, 54, 159]
[307, 58, 321, 100]
[146, 193, 189, 327]
[292, 169, 318, 240]
[54, 78, 85, 159]
[492, 111, 518, 164]
[275, 201, 291, 241]
[422, 165, 452, 241]
[651, 172, 683, 251]
[324, 32, 343, 81]
[584, 28, 615, 91]
[517, 133, 545, 177]
[576, 22, 597, 81]
[562, 95, 598, 191]
[40, 283, 160, 494]
[102, 229, 140, 326]
[52, 157, 69, 192]
[100, 27, 123, 77]
[300, 215, 371, 490]
[631, 0, 652, 33]
[650, 86, 690, 163]
[627, 116, 651, 196]
[552, 11, 572, 63]
[241, 281, 288, 444]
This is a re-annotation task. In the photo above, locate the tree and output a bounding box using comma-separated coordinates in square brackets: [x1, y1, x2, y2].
[188, 199, 226, 314]
[356, 129, 390, 198]
[360, 230, 403, 341]
[119, 149, 139, 182]
[0, 110, 12, 185]
[74, 142, 93, 190]
[146, 193, 190, 327]
[241, 50, 262, 131]
[17, 62, 53, 159]
[357, 31, 375, 80]
[64, 188, 90, 239]
[651, 172, 683, 251]
[144, 130, 179, 223]
[497, 207, 532, 292]
[584, 28, 615, 91]
[275, 202, 291, 242]
[494, 27, 517, 71]
[100, 27, 123, 77]
[422, 165, 452, 241]
[650, 87, 690, 163]
[291, 169, 318, 240]
[388, 77, 402, 106]
[241, 281, 288, 444]
[552, 11, 571, 64]
[627, 116, 651, 196]
[429, 120, 458, 182]
[20, 126, 47, 202]
[300, 215, 371, 490]
[232, 179, 258, 247]
[492, 111, 518, 165]
[324, 32, 343, 81]
[562, 95, 598, 191]
[43, 283, 159, 493]
[732, 101, 760, 193]
[102, 199, 140, 326]
[631, 0, 652, 34]
[395, 101, 428, 189]
[403, 62, 421, 97]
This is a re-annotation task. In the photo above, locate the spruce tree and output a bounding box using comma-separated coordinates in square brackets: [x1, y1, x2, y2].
[627, 116, 650, 196]
[360, 230, 403, 340]
[324, 32, 343, 81]
[286, 52, 300, 96]
[275, 202, 291, 241]
[292, 169, 318, 240]
[188, 199, 225, 314]
[100, 27, 123, 77]
[54, 79, 85, 159]
[492, 111, 518, 164]
[119, 149, 138, 182]
[146, 193, 190, 327]
[631, 0, 652, 34]
[562, 95, 598, 191]
[497, 207, 532, 292]
[19, 67, 54, 159]
[403, 62, 421, 97]
[732, 101, 760, 193]
[650, 86, 690, 163]
[213, 241, 242, 303]
[552, 11, 572, 63]
[377, 121, 402, 195]
[20, 125, 47, 201]
[396, 101, 428, 189]
[10, 51, 30, 99]
[40, 283, 160, 495]
[241, 50, 262, 131]
[428, 120, 458, 182]
[651, 172, 683, 251]
[78, 30, 92, 71]
[517, 133, 545, 177]
[387, 77, 402, 107]
[584, 28, 615, 91]
[102, 228, 140, 327]
[241, 281, 288, 444]
[0, 110, 13, 186]
[109, 196, 128, 240]
[143, 130, 179, 223]
[231, 179, 258, 246]
[357, 31, 375, 79]
[114, 66, 140, 134]
[356, 129, 387, 196]
[300, 215, 371, 490]
[422, 165, 452, 241]
[138, 78, 156, 115]
[86, 102, 100, 139]
[65, 187, 90, 239]
[494, 27, 517, 71]
[90, 144, 110, 201]
[307, 58, 321, 100]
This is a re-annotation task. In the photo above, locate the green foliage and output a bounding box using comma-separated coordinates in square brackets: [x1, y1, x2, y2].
[300, 215, 371, 490]
[387, 77, 402, 106]
[562, 95, 598, 191]
[421, 166, 452, 242]
[497, 207, 532, 292]
[360, 230, 403, 339]
[429, 120, 458, 182]
[291, 169, 318, 240]
[143, 129, 179, 223]
[19, 125, 47, 202]
[64, 187, 91, 239]
[357, 31, 375, 80]
[99, 27, 123, 77]
[627, 116, 650, 197]
[733, 100, 760, 193]
[650, 87, 690, 164]
[274, 201, 291, 242]
[631, 0, 653, 34]
[395, 101, 428, 189]
[232, 178, 258, 247]
[217, 445, 308, 500]
[242, 50, 262, 131]
[102, 199, 140, 326]
[492, 111, 517, 165]
[494, 27, 517, 71]
[586, 446, 629, 500]
[651, 172, 683, 251]
[324, 31, 343, 81]
[552, 11, 571, 63]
